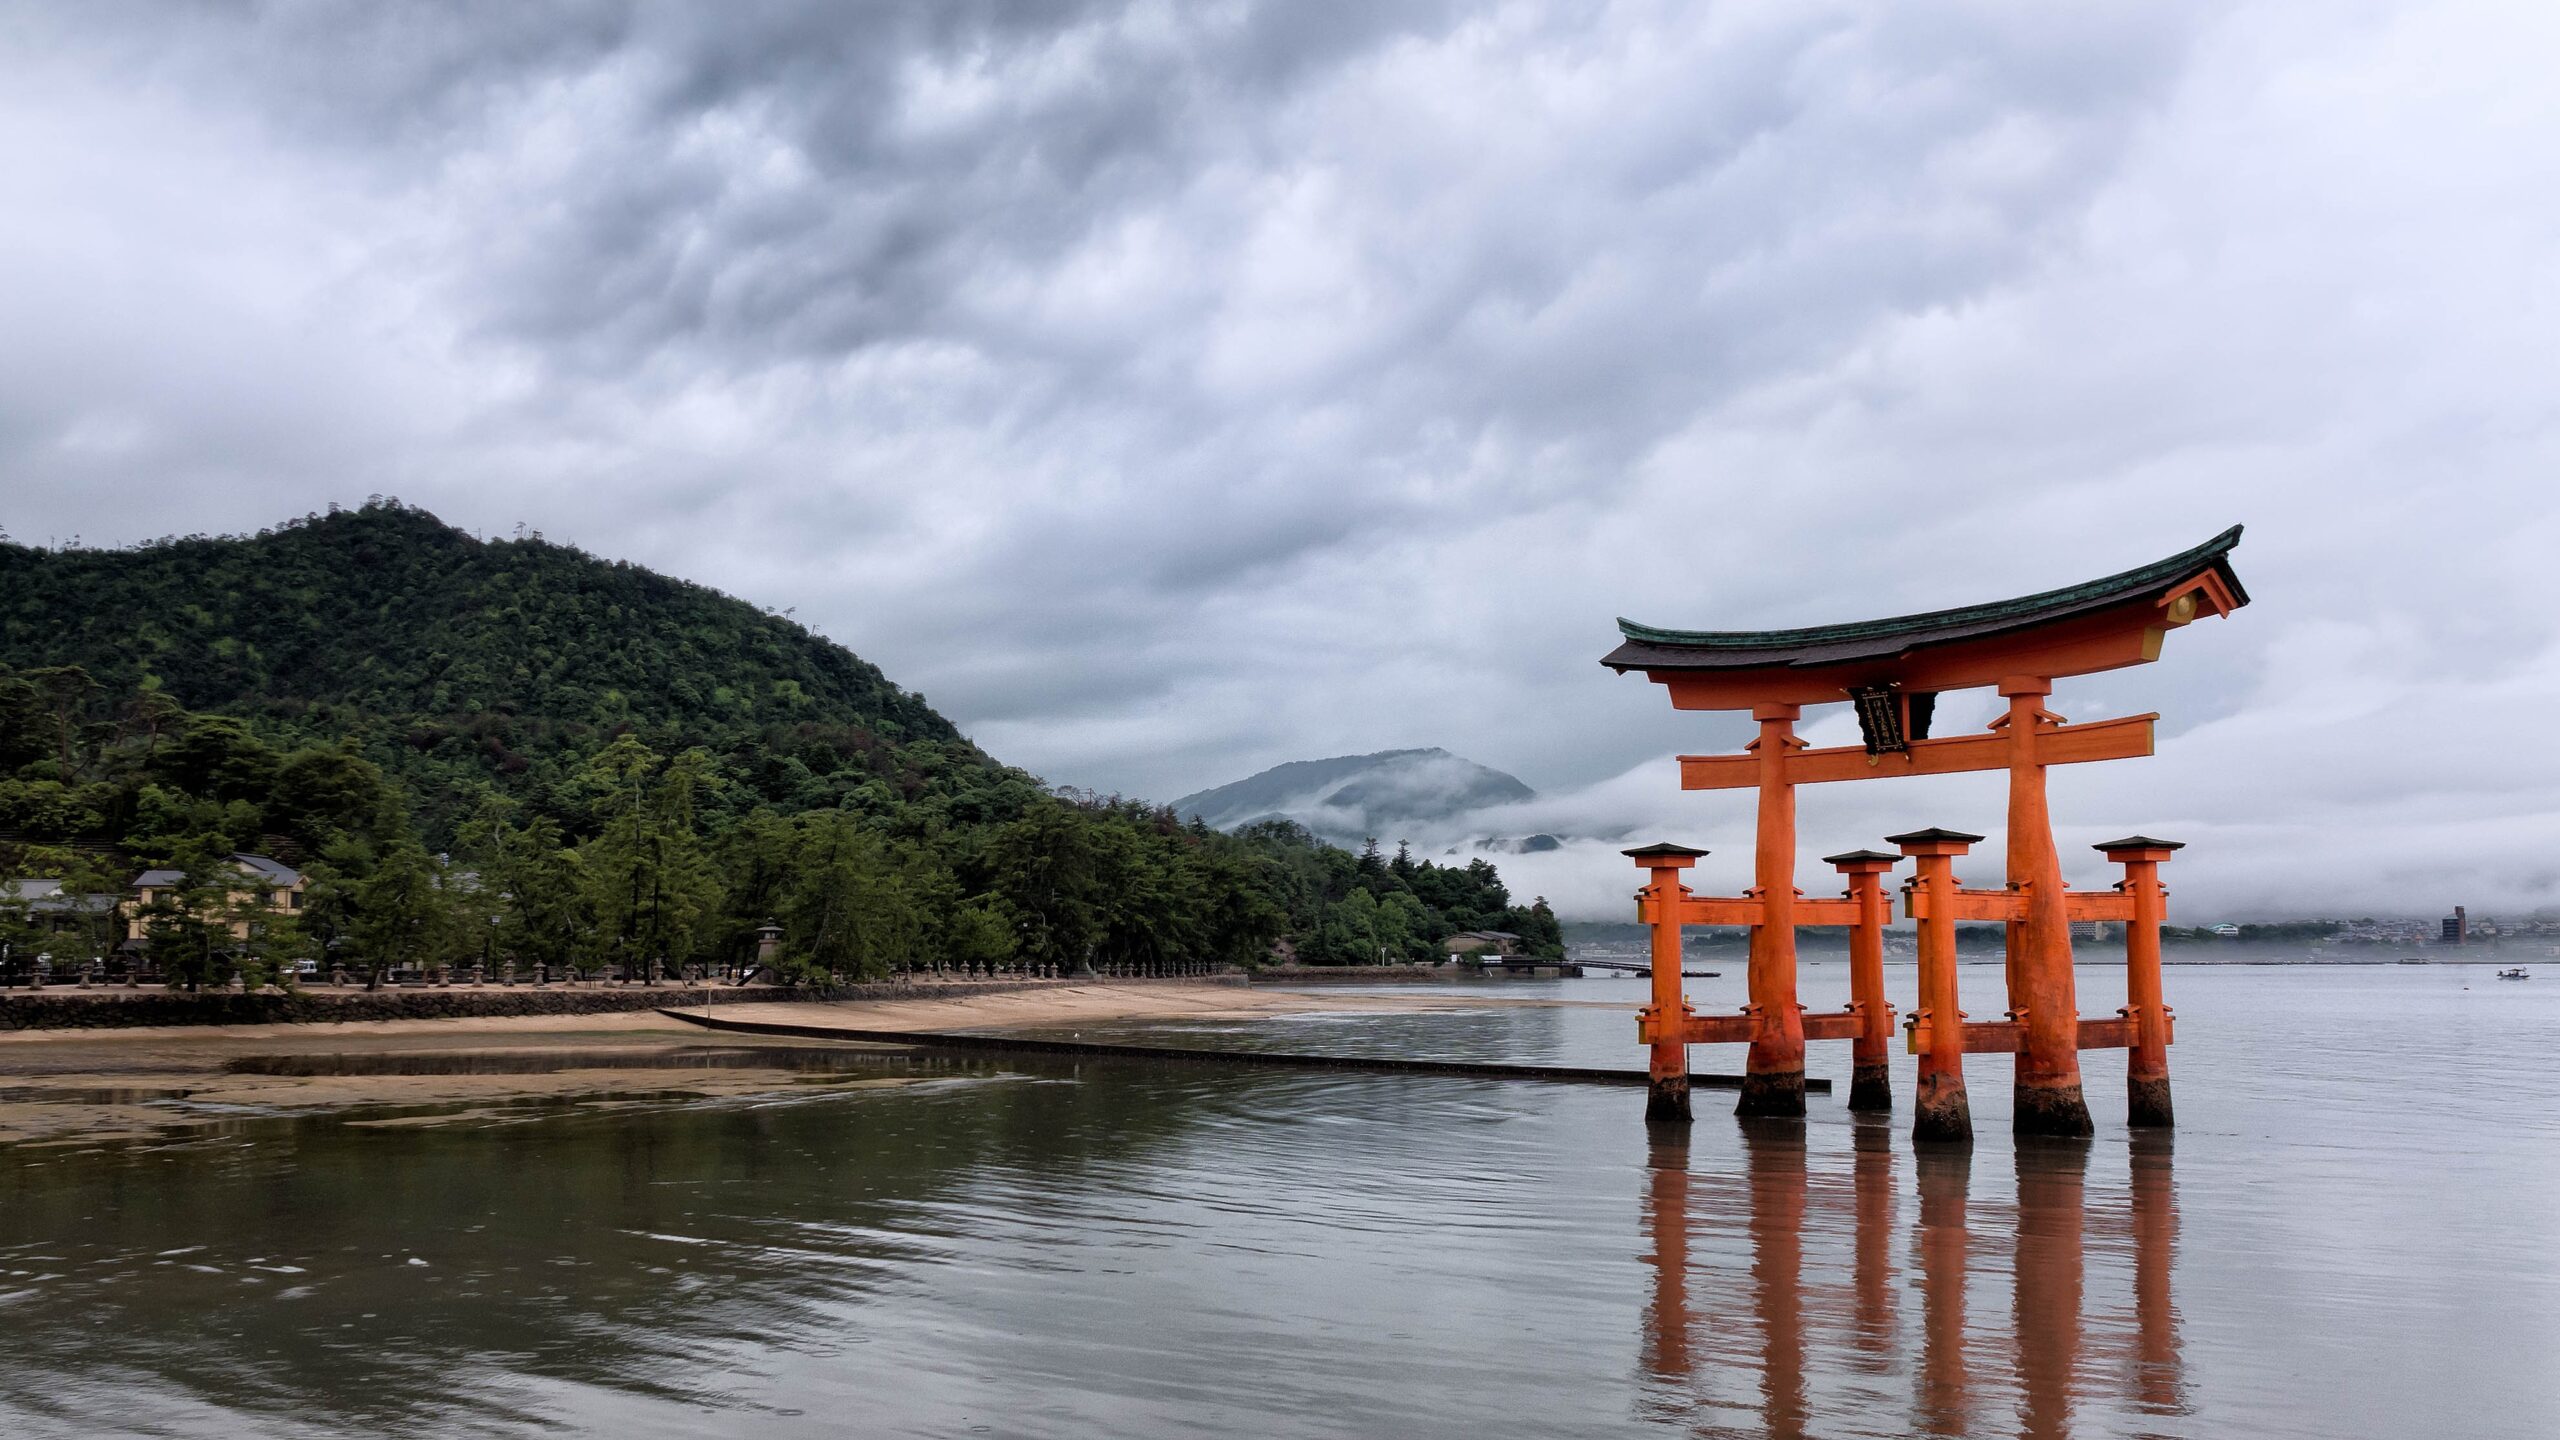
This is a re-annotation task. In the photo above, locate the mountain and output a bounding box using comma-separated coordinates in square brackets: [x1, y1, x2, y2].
[0, 500, 970, 842]
[1170, 748, 1536, 846]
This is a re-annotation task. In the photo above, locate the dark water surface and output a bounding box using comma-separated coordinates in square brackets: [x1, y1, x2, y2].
[3, 966, 2555, 1437]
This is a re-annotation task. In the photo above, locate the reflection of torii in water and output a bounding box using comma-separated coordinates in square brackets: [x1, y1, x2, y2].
[1639, 1127, 2187, 1438]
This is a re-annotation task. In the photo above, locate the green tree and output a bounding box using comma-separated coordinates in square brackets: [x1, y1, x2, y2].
[236, 903, 310, 992]
[1377, 890, 1432, 961]
[22, 665, 98, 778]
[942, 896, 1018, 970]
[1311, 889, 1384, 966]
[987, 803, 1101, 971]
[486, 814, 587, 979]
[0, 846, 120, 977]
[267, 742, 399, 846]
[140, 841, 245, 993]
[1184, 845, 1286, 967]
[350, 841, 453, 988]
[0, 778, 106, 835]
[576, 740, 721, 982]
[0, 881, 45, 982]
[156, 714, 279, 805]
[778, 812, 920, 982]
[0, 670, 54, 774]
[1502, 896, 1566, 959]
[1089, 820, 1187, 970]
[706, 810, 795, 976]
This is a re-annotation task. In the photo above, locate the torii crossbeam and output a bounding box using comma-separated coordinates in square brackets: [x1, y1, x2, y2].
[1604, 527, 2247, 1136]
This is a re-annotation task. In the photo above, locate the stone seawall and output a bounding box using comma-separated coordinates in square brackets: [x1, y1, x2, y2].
[0, 975, 1241, 1032]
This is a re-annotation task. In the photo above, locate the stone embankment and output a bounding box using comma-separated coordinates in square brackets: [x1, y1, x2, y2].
[0, 975, 1241, 1032]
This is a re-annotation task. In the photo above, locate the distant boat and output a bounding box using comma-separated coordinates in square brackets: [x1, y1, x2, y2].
[2396, 957, 2429, 965]
[2497, 967, 2529, 980]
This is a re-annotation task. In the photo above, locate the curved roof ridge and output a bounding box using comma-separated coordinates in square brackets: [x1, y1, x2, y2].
[1609, 525, 2243, 661]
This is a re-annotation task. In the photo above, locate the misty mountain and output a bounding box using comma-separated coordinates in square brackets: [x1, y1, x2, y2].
[1169, 748, 1537, 846]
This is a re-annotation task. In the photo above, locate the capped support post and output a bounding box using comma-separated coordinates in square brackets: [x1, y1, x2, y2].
[2099, 836, 2183, 1128]
[1626, 843, 1707, 1123]
[1825, 849, 1902, 1111]
[1893, 827, 1984, 1144]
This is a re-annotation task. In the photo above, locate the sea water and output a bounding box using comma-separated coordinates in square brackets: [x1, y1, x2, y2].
[1, 965, 2554, 1437]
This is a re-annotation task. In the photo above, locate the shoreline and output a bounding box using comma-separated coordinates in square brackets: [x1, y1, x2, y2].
[0, 982, 1559, 1148]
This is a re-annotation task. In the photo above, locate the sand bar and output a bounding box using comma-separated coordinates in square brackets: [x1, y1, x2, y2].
[0, 982, 1626, 1147]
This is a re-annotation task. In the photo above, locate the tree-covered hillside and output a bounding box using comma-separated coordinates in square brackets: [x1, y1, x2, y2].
[0, 500, 954, 843]
[0, 501, 1560, 985]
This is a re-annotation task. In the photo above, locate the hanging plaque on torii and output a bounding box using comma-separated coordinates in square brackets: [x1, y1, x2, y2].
[1603, 526, 2247, 1137]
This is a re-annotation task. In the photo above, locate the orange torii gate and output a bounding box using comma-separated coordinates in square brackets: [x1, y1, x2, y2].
[1605, 527, 2247, 1135]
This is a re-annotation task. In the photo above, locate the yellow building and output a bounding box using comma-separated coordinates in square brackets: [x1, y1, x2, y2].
[126, 854, 305, 942]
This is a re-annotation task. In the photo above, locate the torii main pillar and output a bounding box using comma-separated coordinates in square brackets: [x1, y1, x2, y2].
[2001, 676, 2091, 1136]
[1742, 703, 1808, 1117]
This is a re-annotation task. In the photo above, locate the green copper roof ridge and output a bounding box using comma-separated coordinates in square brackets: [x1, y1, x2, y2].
[1614, 524, 2244, 649]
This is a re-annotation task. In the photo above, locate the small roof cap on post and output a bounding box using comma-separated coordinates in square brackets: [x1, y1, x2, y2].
[1884, 826, 1987, 847]
[2095, 835, 2185, 856]
[1622, 842, 1707, 866]
[1822, 848, 1902, 868]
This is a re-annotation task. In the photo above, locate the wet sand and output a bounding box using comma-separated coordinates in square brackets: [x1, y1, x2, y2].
[0, 982, 1609, 1147]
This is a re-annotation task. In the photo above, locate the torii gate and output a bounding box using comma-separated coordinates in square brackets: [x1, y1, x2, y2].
[1605, 527, 2247, 1135]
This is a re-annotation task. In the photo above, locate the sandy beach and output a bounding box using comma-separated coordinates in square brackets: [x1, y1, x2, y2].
[0, 981, 1615, 1147]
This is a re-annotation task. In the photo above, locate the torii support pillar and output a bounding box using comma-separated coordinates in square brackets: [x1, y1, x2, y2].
[1825, 849, 1902, 1112]
[1626, 843, 1705, 1124]
[1894, 827, 1982, 1145]
[2100, 836, 2184, 1129]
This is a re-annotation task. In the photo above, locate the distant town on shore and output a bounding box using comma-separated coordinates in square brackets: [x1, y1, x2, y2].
[1564, 903, 2557, 960]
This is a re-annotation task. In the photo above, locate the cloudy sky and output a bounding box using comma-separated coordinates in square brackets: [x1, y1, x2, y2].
[5, 1, 2557, 919]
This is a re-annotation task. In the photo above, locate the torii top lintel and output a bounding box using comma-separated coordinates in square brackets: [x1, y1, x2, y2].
[1602, 526, 2247, 711]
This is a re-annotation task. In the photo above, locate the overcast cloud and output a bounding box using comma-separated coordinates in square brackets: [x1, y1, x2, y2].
[4, 1, 2557, 920]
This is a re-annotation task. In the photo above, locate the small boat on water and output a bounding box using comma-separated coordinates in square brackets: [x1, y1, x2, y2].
[2497, 967, 2529, 980]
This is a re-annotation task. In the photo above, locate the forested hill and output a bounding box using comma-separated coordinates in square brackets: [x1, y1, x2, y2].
[0, 500, 1563, 987]
[0, 501, 961, 841]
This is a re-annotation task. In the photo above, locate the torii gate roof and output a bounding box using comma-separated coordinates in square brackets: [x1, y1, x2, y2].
[1602, 526, 2246, 702]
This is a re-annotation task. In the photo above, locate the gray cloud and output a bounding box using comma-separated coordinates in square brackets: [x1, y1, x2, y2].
[4, 0, 2555, 919]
